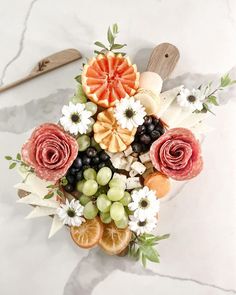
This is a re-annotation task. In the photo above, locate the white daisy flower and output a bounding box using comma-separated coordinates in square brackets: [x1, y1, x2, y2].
[128, 215, 157, 235]
[57, 199, 85, 227]
[128, 186, 160, 221]
[177, 87, 205, 112]
[114, 97, 146, 130]
[60, 102, 92, 135]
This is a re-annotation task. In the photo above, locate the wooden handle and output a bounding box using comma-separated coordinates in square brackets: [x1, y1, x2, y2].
[0, 49, 82, 93]
[147, 43, 180, 80]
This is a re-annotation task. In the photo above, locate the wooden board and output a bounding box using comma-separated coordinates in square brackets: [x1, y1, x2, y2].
[147, 43, 180, 79]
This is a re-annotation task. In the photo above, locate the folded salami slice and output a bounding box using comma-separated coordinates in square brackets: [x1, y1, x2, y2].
[22, 123, 78, 181]
[150, 128, 203, 181]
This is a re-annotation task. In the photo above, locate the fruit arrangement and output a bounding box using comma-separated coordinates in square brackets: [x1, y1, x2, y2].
[6, 24, 235, 267]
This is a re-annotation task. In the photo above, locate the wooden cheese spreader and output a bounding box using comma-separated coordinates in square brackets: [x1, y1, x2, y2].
[17, 42, 180, 204]
[0, 49, 82, 93]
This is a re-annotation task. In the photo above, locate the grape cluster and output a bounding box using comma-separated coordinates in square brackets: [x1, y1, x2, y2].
[76, 168, 131, 229]
[64, 147, 116, 193]
[132, 115, 165, 154]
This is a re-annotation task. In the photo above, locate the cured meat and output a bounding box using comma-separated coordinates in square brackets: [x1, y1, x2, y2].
[22, 123, 78, 181]
[150, 128, 203, 181]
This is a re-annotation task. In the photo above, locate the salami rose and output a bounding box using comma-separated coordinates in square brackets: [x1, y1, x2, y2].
[150, 128, 203, 181]
[21, 123, 78, 181]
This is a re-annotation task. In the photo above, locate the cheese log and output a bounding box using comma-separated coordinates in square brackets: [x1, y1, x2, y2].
[139, 71, 163, 95]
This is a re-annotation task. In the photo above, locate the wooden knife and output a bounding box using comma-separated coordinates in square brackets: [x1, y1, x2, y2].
[0, 48, 82, 93]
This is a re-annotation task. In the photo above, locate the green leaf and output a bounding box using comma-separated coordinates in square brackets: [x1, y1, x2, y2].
[75, 75, 82, 84]
[46, 184, 57, 189]
[153, 234, 170, 242]
[112, 23, 119, 34]
[60, 177, 68, 186]
[57, 189, 64, 197]
[141, 246, 160, 263]
[202, 103, 215, 115]
[220, 73, 231, 87]
[111, 43, 127, 50]
[207, 96, 219, 106]
[94, 41, 107, 49]
[113, 52, 126, 56]
[16, 153, 21, 160]
[5, 156, 12, 160]
[9, 162, 17, 169]
[44, 192, 54, 199]
[141, 253, 147, 267]
[107, 26, 114, 45]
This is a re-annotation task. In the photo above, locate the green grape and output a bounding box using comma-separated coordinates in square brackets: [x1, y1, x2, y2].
[76, 180, 86, 192]
[114, 214, 129, 229]
[109, 178, 126, 190]
[125, 206, 133, 216]
[100, 212, 112, 224]
[96, 167, 112, 186]
[83, 168, 97, 180]
[85, 102, 98, 115]
[107, 187, 124, 201]
[90, 138, 102, 151]
[70, 95, 87, 104]
[95, 185, 108, 197]
[77, 135, 90, 151]
[120, 191, 131, 206]
[79, 195, 91, 206]
[96, 194, 111, 213]
[86, 118, 95, 134]
[110, 202, 125, 221]
[83, 201, 98, 219]
[82, 179, 98, 196]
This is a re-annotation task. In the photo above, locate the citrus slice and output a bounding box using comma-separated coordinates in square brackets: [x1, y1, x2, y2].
[82, 51, 139, 108]
[93, 108, 136, 152]
[98, 222, 132, 255]
[70, 217, 104, 249]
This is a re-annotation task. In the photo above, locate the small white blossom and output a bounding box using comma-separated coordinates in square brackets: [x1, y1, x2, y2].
[57, 199, 85, 227]
[177, 87, 205, 112]
[128, 215, 157, 235]
[128, 186, 160, 221]
[114, 97, 146, 130]
[60, 102, 92, 135]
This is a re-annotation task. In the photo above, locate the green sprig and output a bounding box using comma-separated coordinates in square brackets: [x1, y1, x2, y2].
[44, 183, 65, 200]
[94, 24, 127, 55]
[129, 233, 170, 267]
[5, 153, 33, 172]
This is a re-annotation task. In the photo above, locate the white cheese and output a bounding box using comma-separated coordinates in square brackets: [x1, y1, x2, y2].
[158, 86, 183, 117]
[131, 161, 146, 175]
[124, 146, 133, 157]
[129, 169, 139, 177]
[139, 152, 150, 163]
[126, 177, 142, 190]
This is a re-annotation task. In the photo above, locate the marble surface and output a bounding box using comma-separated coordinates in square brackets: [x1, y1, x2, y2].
[0, 0, 236, 294]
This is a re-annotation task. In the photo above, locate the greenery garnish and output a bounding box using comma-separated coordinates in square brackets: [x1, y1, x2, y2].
[196, 73, 236, 114]
[5, 153, 33, 172]
[129, 233, 170, 267]
[44, 183, 64, 200]
[94, 23, 127, 55]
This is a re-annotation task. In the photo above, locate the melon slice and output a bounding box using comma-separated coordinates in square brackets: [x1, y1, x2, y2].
[82, 51, 139, 108]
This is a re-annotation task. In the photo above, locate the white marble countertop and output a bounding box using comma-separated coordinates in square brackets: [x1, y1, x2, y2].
[0, 0, 236, 294]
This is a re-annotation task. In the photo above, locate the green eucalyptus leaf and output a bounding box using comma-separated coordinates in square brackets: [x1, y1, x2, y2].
[94, 41, 107, 49]
[113, 52, 126, 56]
[5, 156, 12, 160]
[16, 153, 21, 160]
[57, 189, 64, 197]
[75, 75, 82, 84]
[141, 253, 147, 267]
[107, 26, 114, 45]
[9, 162, 17, 169]
[220, 74, 231, 87]
[141, 246, 160, 263]
[44, 192, 54, 199]
[111, 44, 126, 50]
[113, 23, 119, 34]
[207, 96, 219, 106]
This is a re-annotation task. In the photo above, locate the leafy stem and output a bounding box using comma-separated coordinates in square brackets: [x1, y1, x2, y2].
[5, 153, 33, 172]
[128, 233, 170, 267]
[94, 24, 126, 55]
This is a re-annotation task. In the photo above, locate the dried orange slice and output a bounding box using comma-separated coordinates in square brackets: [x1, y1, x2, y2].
[99, 222, 132, 255]
[82, 51, 139, 108]
[93, 107, 136, 152]
[70, 217, 104, 249]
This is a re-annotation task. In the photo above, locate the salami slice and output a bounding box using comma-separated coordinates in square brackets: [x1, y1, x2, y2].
[150, 128, 203, 181]
[22, 123, 78, 181]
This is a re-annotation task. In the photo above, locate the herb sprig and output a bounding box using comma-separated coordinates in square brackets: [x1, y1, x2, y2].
[129, 233, 170, 267]
[197, 73, 236, 114]
[94, 24, 127, 56]
[44, 183, 64, 200]
[5, 153, 33, 172]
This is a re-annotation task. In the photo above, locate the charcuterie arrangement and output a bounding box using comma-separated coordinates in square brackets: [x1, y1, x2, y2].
[6, 24, 235, 267]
